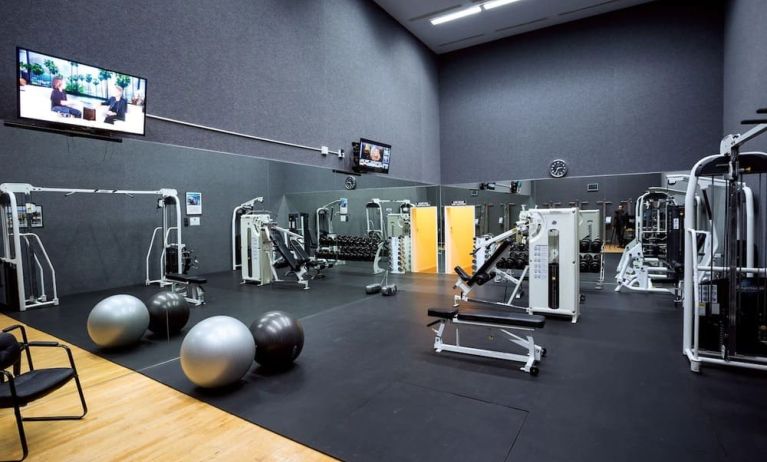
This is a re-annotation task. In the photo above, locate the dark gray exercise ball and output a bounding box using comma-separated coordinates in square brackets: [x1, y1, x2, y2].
[87, 294, 149, 348]
[249, 311, 304, 368]
[180, 316, 256, 388]
[147, 291, 190, 335]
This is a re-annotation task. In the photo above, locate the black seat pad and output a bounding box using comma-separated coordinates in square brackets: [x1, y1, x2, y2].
[166, 273, 207, 284]
[0, 368, 75, 407]
[457, 308, 545, 328]
[427, 308, 459, 319]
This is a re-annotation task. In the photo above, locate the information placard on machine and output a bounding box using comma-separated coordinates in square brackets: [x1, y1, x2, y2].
[532, 244, 549, 280]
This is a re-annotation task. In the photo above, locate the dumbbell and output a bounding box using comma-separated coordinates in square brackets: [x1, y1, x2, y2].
[590, 239, 603, 253]
[589, 259, 600, 273]
[580, 239, 592, 253]
[579, 255, 588, 272]
[365, 283, 382, 294]
[382, 284, 397, 296]
[582, 254, 593, 263]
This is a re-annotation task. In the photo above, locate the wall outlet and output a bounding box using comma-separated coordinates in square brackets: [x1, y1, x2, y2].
[321, 146, 329, 155]
[190, 217, 201, 226]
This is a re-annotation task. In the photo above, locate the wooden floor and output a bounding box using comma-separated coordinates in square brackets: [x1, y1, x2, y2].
[0, 314, 333, 462]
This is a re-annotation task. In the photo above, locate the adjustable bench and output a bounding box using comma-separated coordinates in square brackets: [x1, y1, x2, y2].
[427, 306, 546, 375]
[166, 272, 207, 306]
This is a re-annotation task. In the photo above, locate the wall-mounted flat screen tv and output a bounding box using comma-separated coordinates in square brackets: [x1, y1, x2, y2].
[358, 138, 391, 174]
[17, 47, 147, 135]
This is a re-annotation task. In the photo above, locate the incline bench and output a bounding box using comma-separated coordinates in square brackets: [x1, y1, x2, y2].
[427, 306, 546, 375]
[166, 272, 207, 306]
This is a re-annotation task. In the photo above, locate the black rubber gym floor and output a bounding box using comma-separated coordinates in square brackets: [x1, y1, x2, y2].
[4, 258, 767, 462]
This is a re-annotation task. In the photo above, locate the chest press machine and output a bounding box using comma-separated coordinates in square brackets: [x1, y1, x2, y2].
[239, 211, 320, 289]
[453, 207, 581, 322]
[425, 210, 581, 375]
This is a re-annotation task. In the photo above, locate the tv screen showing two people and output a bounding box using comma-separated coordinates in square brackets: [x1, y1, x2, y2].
[359, 139, 391, 173]
[17, 48, 147, 135]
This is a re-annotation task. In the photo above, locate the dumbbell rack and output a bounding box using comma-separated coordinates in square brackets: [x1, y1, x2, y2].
[317, 234, 389, 274]
[389, 235, 411, 274]
[579, 238, 604, 287]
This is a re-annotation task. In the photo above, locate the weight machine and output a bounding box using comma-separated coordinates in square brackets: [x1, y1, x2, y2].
[0, 183, 184, 311]
[683, 112, 767, 372]
[239, 211, 316, 289]
[231, 197, 264, 270]
[454, 207, 581, 323]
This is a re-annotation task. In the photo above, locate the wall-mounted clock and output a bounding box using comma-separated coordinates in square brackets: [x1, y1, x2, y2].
[344, 176, 357, 190]
[549, 159, 568, 178]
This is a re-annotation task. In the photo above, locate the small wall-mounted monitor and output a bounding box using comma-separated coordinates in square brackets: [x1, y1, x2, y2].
[17, 47, 147, 135]
[355, 138, 391, 174]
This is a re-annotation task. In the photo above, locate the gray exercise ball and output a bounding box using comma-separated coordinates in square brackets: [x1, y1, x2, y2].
[87, 294, 149, 348]
[147, 291, 190, 335]
[180, 316, 255, 388]
[249, 311, 304, 368]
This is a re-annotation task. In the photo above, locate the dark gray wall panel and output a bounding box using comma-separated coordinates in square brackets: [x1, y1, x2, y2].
[0, 125, 274, 296]
[438, 1, 724, 184]
[0, 0, 440, 184]
[724, 0, 767, 136]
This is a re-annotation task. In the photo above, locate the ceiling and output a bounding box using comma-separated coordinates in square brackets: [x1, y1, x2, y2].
[373, 0, 654, 54]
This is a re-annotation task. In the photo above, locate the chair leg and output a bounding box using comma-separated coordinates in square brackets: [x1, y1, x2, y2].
[22, 375, 87, 421]
[1, 403, 29, 462]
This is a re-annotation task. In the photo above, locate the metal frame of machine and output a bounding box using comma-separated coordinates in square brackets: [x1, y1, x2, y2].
[682, 117, 767, 372]
[0, 183, 183, 311]
[231, 197, 264, 270]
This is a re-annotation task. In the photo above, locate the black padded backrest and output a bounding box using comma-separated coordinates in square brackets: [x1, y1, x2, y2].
[270, 232, 300, 270]
[467, 239, 512, 286]
[289, 239, 310, 264]
[0, 332, 21, 370]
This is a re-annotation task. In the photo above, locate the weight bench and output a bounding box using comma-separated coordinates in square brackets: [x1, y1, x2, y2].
[427, 307, 546, 375]
[166, 272, 206, 306]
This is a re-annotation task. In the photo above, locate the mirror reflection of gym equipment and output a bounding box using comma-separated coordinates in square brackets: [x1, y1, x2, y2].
[2, 2, 765, 461]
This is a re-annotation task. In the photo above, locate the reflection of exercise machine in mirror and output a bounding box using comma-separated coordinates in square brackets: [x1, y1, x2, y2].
[0, 183, 203, 311]
[231, 197, 263, 270]
[683, 114, 767, 372]
[237, 205, 324, 290]
[452, 207, 581, 323]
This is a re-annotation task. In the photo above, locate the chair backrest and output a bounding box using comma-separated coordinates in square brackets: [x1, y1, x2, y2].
[0, 332, 21, 371]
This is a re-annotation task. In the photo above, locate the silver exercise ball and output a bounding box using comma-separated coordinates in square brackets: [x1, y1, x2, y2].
[180, 316, 256, 388]
[87, 294, 149, 348]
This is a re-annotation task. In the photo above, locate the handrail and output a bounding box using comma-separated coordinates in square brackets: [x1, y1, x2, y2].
[145, 227, 163, 285]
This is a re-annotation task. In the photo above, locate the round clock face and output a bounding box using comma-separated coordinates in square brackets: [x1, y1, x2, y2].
[344, 176, 357, 190]
[549, 159, 568, 178]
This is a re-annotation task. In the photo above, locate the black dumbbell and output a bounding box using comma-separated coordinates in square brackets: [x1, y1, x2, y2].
[580, 239, 592, 253]
[591, 239, 602, 253]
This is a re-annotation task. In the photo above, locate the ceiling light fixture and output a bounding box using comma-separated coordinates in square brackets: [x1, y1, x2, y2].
[430, 5, 482, 25]
[482, 0, 523, 10]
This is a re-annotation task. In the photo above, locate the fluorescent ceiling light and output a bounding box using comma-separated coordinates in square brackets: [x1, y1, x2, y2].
[430, 6, 482, 25]
[482, 0, 523, 10]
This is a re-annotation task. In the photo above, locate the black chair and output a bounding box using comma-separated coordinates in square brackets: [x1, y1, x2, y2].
[0, 325, 87, 462]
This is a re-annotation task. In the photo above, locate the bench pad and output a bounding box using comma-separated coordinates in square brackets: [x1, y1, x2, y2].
[166, 273, 208, 284]
[428, 307, 544, 328]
